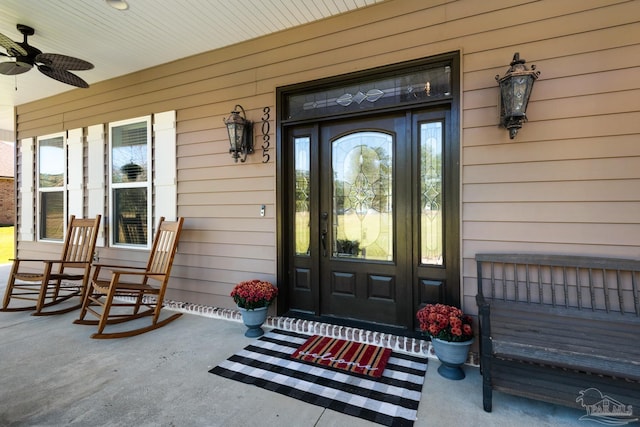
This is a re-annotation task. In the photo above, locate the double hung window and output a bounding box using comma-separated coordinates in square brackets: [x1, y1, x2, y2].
[37, 134, 66, 240]
[109, 116, 152, 247]
[22, 110, 175, 247]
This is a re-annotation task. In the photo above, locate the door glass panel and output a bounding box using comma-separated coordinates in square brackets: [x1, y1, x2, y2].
[420, 122, 443, 265]
[294, 136, 311, 255]
[332, 132, 393, 261]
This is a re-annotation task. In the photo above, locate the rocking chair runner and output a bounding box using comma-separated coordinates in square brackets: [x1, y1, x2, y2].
[74, 217, 184, 339]
[2, 215, 102, 315]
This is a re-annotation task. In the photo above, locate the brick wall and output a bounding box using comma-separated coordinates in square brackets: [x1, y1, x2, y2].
[0, 177, 15, 225]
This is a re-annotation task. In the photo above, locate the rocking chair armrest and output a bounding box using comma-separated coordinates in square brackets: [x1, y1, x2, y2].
[106, 269, 150, 276]
[97, 269, 166, 287]
[102, 270, 166, 281]
[93, 263, 146, 272]
[10, 258, 64, 264]
[92, 264, 145, 279]
[57, 261, 91, 267]
[10, 258, 88, 270]
[93, 266, 150, 280]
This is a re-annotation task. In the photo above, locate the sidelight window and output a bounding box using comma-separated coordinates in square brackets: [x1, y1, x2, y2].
[420, 121, 443, 265]
[294, 136, 311, 256]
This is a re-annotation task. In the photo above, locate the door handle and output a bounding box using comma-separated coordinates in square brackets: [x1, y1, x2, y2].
[321, 230, 327, 257]
[320, 212, 328, 257]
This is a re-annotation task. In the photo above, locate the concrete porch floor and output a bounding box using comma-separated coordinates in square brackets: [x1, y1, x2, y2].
[0, 264, 588, 426]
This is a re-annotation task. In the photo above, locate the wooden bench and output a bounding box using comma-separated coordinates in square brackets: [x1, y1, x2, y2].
[475, 253, 640, 417]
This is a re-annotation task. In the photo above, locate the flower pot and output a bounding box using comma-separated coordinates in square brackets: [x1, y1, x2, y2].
[431, 337, 474, 380]
[238, 306, 268, 338]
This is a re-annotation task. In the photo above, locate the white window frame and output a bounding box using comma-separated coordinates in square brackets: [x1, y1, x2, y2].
[108, 116, 152, 249]
[19, 137, 35, 242]
[36, 132, 67, 242]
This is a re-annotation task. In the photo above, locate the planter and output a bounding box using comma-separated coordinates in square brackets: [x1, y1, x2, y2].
[238, 306, 268, 338]
[431, 337, 474, 380]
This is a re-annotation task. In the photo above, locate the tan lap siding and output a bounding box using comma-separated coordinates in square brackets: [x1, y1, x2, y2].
[14, 0, 640, 314]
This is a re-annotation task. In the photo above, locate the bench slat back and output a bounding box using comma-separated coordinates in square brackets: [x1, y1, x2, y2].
[476, 254, 640, 317]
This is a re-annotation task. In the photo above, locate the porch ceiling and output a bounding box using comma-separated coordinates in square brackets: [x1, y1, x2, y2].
[0, 0, 384, 136]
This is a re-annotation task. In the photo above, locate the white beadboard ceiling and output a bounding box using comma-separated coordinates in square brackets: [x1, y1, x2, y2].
[0, 0, 384, 137]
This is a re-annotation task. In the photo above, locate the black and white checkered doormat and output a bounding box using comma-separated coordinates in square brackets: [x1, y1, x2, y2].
[209, 329, 428, 427]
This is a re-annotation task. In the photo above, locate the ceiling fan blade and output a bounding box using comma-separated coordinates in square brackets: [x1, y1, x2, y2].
[38, 66, 89, 88]
[36, 53, 93, 71]
[0, 31, 27, 56]
[0, 60, 32, 75]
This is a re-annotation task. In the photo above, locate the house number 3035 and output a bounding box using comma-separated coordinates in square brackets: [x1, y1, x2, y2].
[261, 106, 271, 163]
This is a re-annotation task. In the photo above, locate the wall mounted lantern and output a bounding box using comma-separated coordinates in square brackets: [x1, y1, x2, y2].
[223, 104, 254, 162]
[496, 53, 540, 139]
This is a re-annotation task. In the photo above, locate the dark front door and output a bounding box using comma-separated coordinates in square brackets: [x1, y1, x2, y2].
[319, 115, 409, 326]
[280, 53, 460, 332]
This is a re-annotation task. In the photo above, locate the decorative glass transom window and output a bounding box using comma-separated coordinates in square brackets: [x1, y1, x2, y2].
[283, 63, 451, 121]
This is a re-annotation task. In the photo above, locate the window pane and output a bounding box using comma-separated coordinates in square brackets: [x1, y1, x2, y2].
[39, 136, 64, 188]
[420, 122, 443, 265]
[111, 122, 148, 183]
[113, 188, 147, 245]
[294, 137, 310, 256]
[40, 191, 64, 240]
[332, 132, 393, 261]
[110, 117, 150, 247]
[38, 135, 65, 241]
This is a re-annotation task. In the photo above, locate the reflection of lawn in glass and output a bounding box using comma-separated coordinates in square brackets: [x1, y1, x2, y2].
[422, 211, 443, 264]
[295, 211, 443, 263]
[295, 211, 310, 255]
[336, 212, 391, 260]
[295, 211, 394, 259]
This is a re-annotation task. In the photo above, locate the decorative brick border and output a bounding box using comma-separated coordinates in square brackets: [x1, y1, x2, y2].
[161, 299, 478, 365]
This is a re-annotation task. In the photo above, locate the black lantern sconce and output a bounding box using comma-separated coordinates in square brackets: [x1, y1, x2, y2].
[223, 104, 254, 162]
[496, 53, 541, 139]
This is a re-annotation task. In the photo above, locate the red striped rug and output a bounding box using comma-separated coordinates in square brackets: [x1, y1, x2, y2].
[291, 335, 392, 378]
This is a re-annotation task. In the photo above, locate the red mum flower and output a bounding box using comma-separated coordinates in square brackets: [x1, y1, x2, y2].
[230, 280, 278, 309]
[416, 303, 474, 342]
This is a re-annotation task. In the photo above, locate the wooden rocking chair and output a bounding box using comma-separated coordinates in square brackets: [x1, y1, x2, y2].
[74, 217, 184, 339]
[2, 215, 101, 315]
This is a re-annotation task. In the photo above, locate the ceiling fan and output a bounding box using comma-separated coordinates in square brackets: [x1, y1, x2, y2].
[0, 23, 93, 88]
